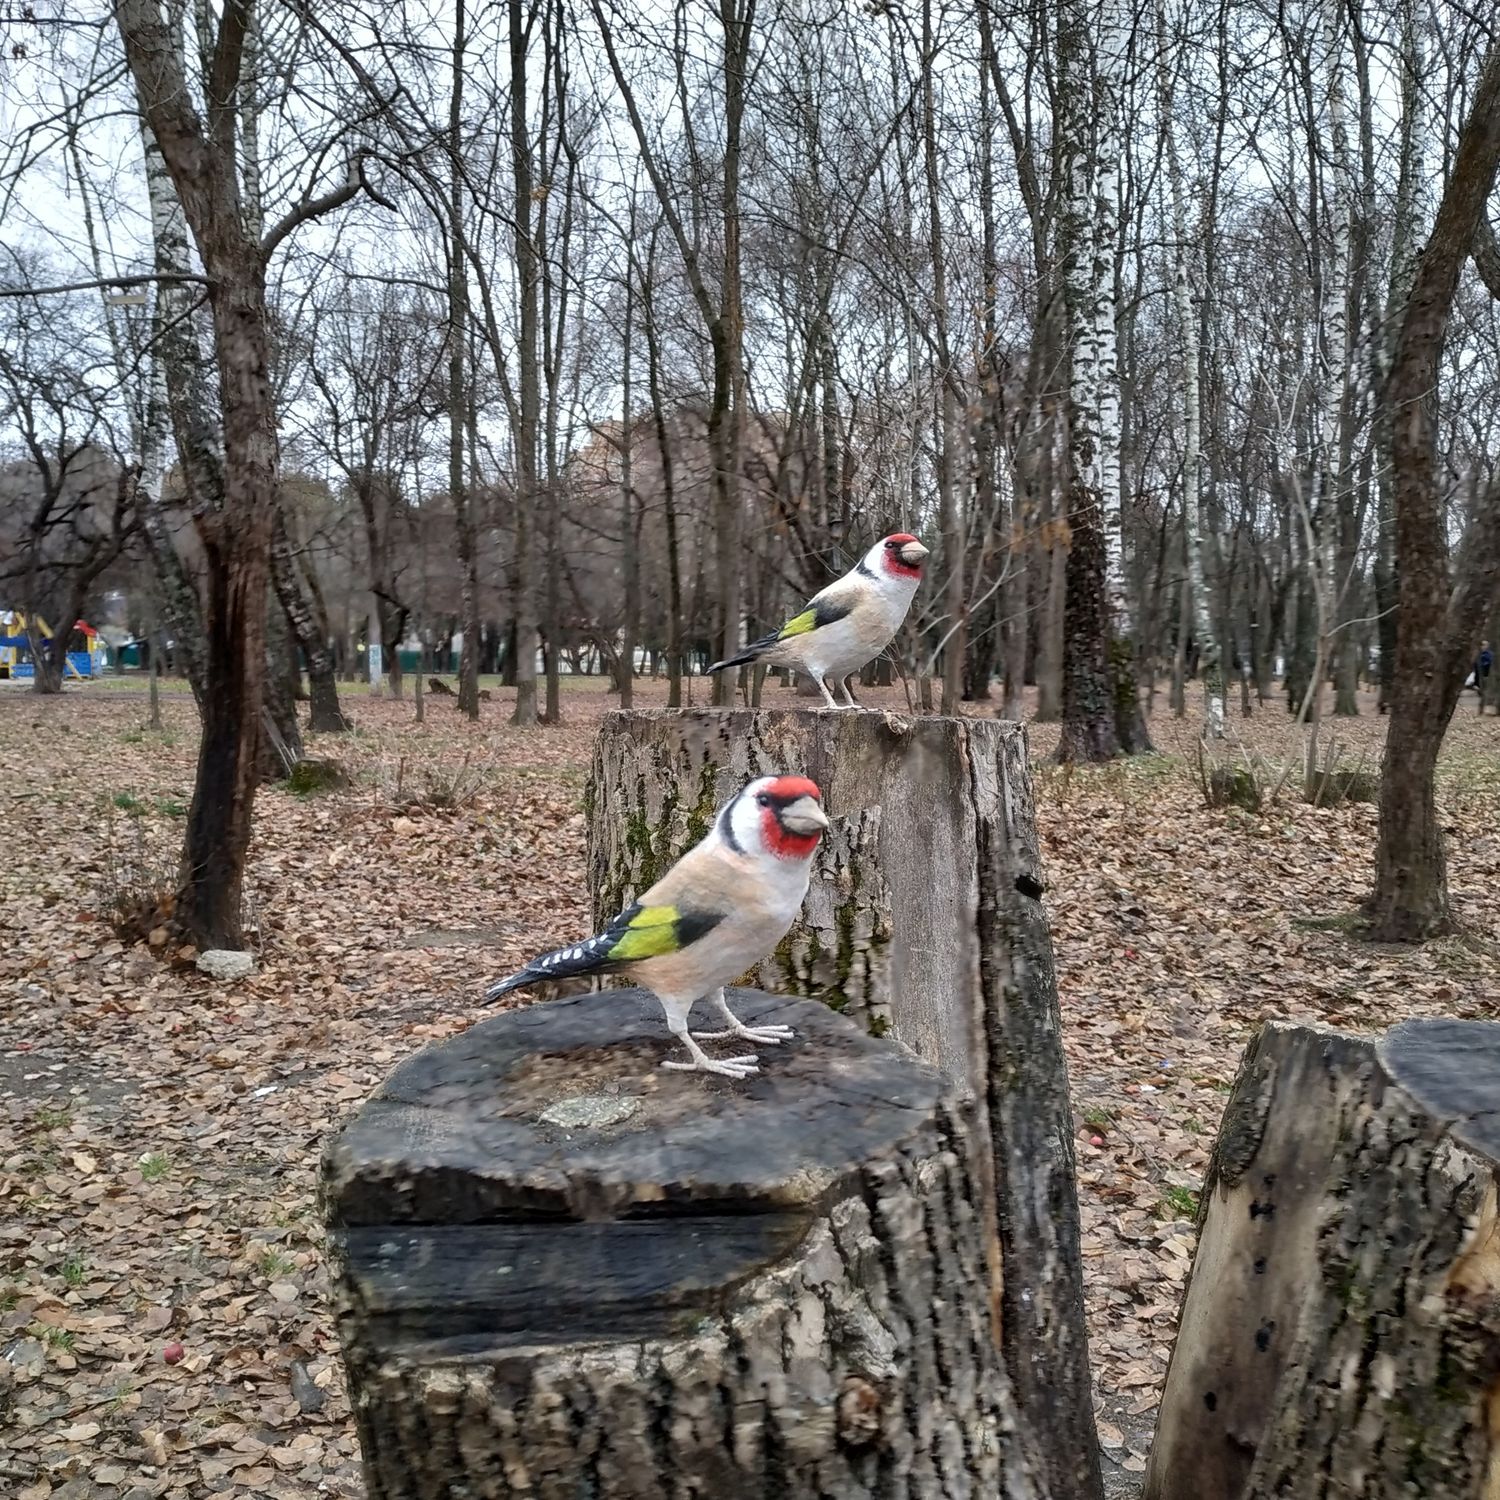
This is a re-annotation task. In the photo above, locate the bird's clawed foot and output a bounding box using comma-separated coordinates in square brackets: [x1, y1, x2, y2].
[662, 1049, 760, 1079]
[694, 1022, 795, 1046]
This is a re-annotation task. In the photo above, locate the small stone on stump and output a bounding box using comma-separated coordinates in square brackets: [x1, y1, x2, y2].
[323, 987, 1048, 1498]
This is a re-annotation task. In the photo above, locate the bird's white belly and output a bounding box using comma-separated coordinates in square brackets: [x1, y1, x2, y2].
[801, 603, 903, 679]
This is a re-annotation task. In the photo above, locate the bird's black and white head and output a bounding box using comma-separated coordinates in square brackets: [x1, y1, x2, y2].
[720, 774, 830, 862]
[862, 532, 929, 583]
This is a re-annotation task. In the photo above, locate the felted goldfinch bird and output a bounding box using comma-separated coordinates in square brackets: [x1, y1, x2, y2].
[485, 775, 830, 1078]
[708, 532, 929, 709]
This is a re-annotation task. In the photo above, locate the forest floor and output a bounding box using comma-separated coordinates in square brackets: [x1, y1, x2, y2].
[2, 675, 1498, 1499]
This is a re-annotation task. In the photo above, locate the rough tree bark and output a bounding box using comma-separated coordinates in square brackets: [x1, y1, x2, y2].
[1368, 37, 1500, 941]
[1146, 1017, 1500, 1500]
[324, 989, 1056, 1498]
[121, 0, 373, 944]
[270, 506, 349, 732]
[588, 708, 1103, 1500]
[120, 1, 279, 947]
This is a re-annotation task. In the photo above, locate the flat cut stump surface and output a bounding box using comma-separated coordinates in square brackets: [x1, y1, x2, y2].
[324, 988, 942, 1354]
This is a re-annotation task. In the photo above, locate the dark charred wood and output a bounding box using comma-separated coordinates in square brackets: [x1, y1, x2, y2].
[324, 987, 1052, 1499]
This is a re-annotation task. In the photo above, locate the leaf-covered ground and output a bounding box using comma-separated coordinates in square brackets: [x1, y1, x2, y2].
[2, 677, 1497, 1498]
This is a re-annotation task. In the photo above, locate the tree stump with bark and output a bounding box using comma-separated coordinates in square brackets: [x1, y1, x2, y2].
[587, 708, 1101, 1500]
[1145, 1017, 1500, 1500]
[323, 988, 1051, 1499]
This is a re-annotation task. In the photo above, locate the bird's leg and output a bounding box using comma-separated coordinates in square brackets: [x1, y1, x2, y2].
[693, 987, 796, 1046]
[815, 675, 845, 711]
[838, 676, 858, 708]
[658, 995, 759, 1079]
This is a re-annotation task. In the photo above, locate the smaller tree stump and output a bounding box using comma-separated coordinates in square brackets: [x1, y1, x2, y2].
[323, 988, 1048, 1500]
[1146, 1017, 1500, 1500]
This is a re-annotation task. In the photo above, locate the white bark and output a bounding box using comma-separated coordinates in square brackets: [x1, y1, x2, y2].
[1060, 4, 1100, 518]
[1095, 0, 1128, 634]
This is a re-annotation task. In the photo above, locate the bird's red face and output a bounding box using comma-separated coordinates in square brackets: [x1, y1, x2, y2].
[752, 775, 829, 860]
[879, 533, 929, 579]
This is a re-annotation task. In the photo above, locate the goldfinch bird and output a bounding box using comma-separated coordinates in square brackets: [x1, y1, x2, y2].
[485, 776, 830, 1079]
[708, 532, 929, 709]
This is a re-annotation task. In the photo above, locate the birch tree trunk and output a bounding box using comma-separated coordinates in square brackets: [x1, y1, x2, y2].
[1097, 0, 1150, 752]
[1146, 1018, 1500, 1500]
[588, 709, 1103, 1500]
[136, 122, 208, 705]
[325, 990, 1057, 1498]
[1292, 0, 1353, 761]
[1056, 0, 1118, 762]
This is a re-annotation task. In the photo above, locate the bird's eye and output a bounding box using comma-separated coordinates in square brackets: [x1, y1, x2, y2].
[886, 540, 898, 549]
[756, 793, 771, 807]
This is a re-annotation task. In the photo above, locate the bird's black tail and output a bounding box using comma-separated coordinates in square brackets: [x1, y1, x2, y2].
[485, 930, 619, 1001]
[708, 629, 780, 674]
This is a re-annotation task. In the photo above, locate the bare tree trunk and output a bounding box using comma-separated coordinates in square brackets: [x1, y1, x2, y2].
[450, 0, 479, 722]
[921, 0, 964, 710]
[707, 0, 753, 707]
[262, 596, 304, 779]
[509, 0, 540, 727]
[136, 121, 207, 706]
[1099, 0, 1150, 752]
[147, 592, 163, 731]
[1055, 0, 1118, 761]
[1373, 0, 1423, 715]
[118, 0, 317, 948]
[640, 229, 684, 709]
[1157, 0, 1220, 738]
[270, 506, 349, 733]
[1368, 39, 1500, 941]
[618, 222, 638, 711]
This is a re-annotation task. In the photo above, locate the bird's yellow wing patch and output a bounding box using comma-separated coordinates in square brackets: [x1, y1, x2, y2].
[606, 905, 682, 961]
[778, 608, 818, 639]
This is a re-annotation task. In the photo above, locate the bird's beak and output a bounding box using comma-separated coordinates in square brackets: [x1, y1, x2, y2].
[779, 795, 830, 836]
[900, 540, 930, 566]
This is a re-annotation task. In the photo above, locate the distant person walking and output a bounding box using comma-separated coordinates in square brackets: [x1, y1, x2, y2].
[1468, 642, 1493, 693]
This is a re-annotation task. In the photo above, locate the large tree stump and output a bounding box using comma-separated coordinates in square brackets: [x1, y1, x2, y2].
[323, 988, 1051, 1499]
[1145, 1017, 1500, 1500]
[587, 709, 1101, 1500]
